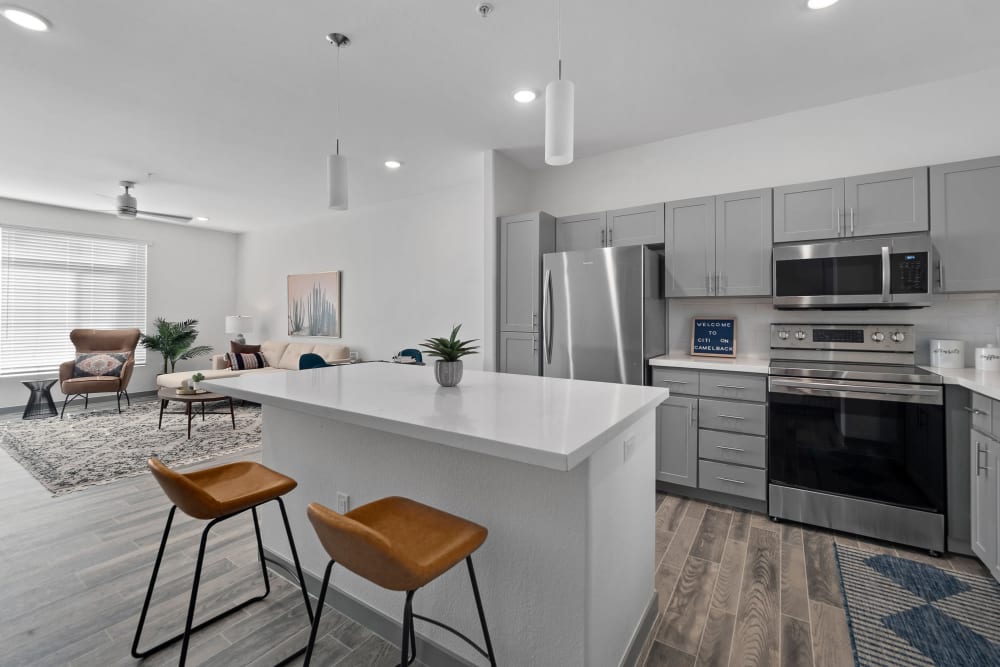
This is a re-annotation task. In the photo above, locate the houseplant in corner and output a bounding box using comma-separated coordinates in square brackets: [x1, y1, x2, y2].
[140, 318, 214, 375]
[420, 324, 479, 387]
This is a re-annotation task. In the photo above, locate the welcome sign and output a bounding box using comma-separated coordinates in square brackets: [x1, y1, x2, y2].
[690, 317, 737, 358]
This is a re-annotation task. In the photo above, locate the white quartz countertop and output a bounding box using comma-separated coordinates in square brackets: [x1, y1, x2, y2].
[202, 363, 668, 471]
[649, 353, 771, 375]
[921, 366, 1000, 402]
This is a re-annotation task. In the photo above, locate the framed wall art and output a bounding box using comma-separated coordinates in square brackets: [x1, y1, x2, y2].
[288, 271, 341, 338]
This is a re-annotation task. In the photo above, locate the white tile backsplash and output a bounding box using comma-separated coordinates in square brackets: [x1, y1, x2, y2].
[668, 293, 1000, 366]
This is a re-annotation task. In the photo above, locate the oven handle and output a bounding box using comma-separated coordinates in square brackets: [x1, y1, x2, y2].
[881, 245, 891, 303]
[768, 377, 943, 405]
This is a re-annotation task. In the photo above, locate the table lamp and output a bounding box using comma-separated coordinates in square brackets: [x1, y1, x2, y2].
[225, 315, 255, 344]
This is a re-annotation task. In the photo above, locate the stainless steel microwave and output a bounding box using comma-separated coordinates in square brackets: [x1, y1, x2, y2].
[773, 233, 932, 309]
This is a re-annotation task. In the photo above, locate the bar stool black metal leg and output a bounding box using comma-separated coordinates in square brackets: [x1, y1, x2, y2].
[400, 590, 416, 667]
[251, 506, 272, 599]
[131, 505, 177, 658]
[303, 559, 336, 666]
[467, 556, 497, 667]
[277, 496, 314, 622]
[177, 518, 217, 666]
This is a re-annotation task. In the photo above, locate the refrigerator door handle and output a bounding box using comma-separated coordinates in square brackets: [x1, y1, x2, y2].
[542, 269, 553, 364]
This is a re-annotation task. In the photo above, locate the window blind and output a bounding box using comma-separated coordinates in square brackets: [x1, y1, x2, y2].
[0, 227, 147, 376]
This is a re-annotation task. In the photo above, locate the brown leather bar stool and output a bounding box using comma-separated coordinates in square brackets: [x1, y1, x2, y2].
[304, 496, 498, 666]
[132, 458, 313, 666]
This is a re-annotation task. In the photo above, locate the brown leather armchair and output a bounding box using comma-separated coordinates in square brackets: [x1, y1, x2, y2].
[59, 328, 141, 418]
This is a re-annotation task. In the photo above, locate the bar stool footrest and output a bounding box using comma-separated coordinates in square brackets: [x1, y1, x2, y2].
[131, 592, 268, 659]
[410, 613, 492, 661]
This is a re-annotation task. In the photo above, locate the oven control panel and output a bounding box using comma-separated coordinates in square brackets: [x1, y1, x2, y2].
[771, 324, 915, 353]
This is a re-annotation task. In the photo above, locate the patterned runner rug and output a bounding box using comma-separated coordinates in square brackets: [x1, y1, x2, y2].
[835, 543, 1000, 666]
[0, 399, 261, 496]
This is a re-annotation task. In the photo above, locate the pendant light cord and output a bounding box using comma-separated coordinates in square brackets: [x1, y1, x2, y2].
[556, 0, 562, 80]
[336, 43, 342, 156]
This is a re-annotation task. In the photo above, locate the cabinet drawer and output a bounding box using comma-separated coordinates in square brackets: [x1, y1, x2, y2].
[969, 393, 993, 436]
[651, 368, 700, 395]
[698, 372, 766, 402]
[698, 460, 766, 501]
[699, 430, 766, 468]
[699, 399, 766, 436]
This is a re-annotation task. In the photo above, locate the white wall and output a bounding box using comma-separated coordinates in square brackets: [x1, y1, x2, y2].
[0, 197, 238, 409]
[235, 179, 486, 366]
[526, 67, 1000, 216]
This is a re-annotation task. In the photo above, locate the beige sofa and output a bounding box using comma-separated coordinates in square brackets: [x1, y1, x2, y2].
[157, 340, 350, 389]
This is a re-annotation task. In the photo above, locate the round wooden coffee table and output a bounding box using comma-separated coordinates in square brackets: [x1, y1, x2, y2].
[157, 388, 235, 439]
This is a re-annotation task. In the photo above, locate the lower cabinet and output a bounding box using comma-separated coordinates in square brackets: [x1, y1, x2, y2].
[971, 430, 1000, 578]
[498, 331, 539, 375]
[656, 396, 698, 487]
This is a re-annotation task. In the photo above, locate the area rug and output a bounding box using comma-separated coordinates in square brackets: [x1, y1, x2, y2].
[0, 399, 261, 496]
[835, 543, 1000, 666]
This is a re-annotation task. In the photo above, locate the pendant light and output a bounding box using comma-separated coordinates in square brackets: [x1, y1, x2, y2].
[327, 32, 351, 210]
[544, 0, 574, 166]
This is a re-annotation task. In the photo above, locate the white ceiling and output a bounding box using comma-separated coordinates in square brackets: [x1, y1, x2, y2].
[1, 0, 999, 232]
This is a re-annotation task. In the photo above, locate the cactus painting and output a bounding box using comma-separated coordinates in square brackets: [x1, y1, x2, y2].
[287, 271, 341, 337]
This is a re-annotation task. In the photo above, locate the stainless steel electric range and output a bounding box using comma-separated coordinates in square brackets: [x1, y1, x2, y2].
[767, 323, 946, 554]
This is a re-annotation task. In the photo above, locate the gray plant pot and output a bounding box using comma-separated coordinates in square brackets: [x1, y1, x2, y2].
[435, 360, 464, 387]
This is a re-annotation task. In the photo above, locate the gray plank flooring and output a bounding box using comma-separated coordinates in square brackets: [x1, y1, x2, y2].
[642, 494, 991, 667]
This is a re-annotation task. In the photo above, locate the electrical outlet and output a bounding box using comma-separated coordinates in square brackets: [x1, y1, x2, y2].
[337, 492, 350, 514]
[623, 435, 637, 462]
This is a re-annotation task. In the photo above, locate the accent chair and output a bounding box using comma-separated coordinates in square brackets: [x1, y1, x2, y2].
[59, 328, 141, 418]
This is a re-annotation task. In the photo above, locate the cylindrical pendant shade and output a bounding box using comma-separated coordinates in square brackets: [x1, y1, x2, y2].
[545, 78, 575, 166]
[327, 153, 349, 210]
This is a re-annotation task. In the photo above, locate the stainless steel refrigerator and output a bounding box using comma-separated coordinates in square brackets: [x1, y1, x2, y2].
[541, 245, 666, 385]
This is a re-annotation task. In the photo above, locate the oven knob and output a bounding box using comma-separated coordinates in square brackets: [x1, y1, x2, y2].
[871, 331, 885, 342]
[891, 331, 906, 343]
[777, 330, 790, 340]
[794, 330, 807, 341]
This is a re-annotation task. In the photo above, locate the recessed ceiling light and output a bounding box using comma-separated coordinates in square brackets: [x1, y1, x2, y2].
[513, 89, 537, 104]
[384, 160, 402, 169]
[806, 0, 840, 9]
[1, 6, 51, 31]
[194, 216, 209, 222]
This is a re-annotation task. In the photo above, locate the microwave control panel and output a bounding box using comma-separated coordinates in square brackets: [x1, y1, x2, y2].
[890, 251, 929, 294]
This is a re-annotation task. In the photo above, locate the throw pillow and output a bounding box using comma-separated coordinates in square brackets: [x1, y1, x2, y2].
[73, 352, 129, 378]
[226, 351, 267, 370]
[230, 341, 262, 354]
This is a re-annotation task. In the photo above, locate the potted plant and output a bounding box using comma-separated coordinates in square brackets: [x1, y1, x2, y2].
[420, 324, 479, 387]
[140, 318, 214, 375]
[190, 372, 206, 391]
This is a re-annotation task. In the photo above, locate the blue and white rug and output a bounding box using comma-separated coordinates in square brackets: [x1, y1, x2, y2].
[835, 543, 1000, 666]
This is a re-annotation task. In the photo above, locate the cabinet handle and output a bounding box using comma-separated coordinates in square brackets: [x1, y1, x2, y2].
[936, 261, 944, 289]
[717, 414, 746, 420]
[717, 271, 723, 295]
[964, 407, 986, 416]
[689, 404, 695, 425]
[706, 274, 712, 294]
[716, 445, 746, 452]
[836, 207, 842, 236]
[977, 442, 989, 476]
[716, 384, 746, 390]
[608, 227, 613, 246]
[849, 207, 855, 235]
[659, 379, 689, 384]
[716, 476, 745, 485]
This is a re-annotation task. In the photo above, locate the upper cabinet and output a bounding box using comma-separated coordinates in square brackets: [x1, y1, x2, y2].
[773, 167, 928, 243]
[608, 204, 665, 247]
[498, 212, 555, 333]
[664, 189, 773, 298]
[555, 211, 607, 252]
[931, 156, 1000, 293]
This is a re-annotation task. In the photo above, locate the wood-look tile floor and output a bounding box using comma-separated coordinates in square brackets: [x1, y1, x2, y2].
[641, 493, 990, 667]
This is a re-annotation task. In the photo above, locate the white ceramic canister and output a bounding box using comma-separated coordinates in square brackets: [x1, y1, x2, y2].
[930, 339, 966, 369]
[976, 345, 1000, 372]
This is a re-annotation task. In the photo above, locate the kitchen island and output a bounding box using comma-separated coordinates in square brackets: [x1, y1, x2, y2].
[203, 363, 667, 666]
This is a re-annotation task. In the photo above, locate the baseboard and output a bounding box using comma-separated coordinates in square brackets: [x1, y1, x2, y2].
[620, 591, 658, 667]
[656, 481, 767, 514]
[264, 547, 475, 667]
[0, 389, 158, 415]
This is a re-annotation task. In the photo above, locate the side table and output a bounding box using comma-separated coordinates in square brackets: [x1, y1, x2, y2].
[23, 379, 58, 420]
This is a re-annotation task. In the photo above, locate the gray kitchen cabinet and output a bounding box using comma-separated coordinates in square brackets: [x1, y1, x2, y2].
[664, 197, 716, 297]
[608, 204, 664, 247]
[498, 212, 554, 333]
[971, 431, 999, 571]
[498, 331, 539, 375]
[773, 178, 844, 243]
[555, 211, 607, 252]
[656, 396, 698, 488]
[845, 167, 928, 238]
[715, 188, 772, 296]
[931, 156, 1000, 293]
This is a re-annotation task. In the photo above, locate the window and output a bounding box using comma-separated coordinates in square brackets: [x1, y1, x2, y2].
[0, 226, 147, 376]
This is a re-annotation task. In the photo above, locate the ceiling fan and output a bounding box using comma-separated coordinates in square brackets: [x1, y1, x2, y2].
[96, 180, 193, 224]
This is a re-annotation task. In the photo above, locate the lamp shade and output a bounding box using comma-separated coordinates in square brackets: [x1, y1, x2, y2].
[225, 315, 255, 335]
[544, 78, 575, 166]
[327, 153, 348, 210]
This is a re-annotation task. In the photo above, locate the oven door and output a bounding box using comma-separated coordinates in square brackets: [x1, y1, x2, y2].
[773, 238, 889, 308]
[768, 376, 945, 514]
